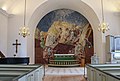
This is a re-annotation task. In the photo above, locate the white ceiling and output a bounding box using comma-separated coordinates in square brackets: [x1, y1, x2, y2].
[0, 0, 18, 11]
[0, 0, 120, 12]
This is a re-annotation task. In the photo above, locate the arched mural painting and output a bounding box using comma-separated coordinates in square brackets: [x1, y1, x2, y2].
[35, 9, 94, 65]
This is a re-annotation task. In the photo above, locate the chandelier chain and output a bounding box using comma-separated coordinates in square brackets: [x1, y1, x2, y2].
[24, 0, 26, 26]
[101, 0, 104, 22]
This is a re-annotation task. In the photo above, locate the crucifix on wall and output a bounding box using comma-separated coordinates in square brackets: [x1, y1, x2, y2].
[12, 39, 21, 54]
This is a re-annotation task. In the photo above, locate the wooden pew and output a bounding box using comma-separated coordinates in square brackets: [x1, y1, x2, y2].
[0, 51, 5, 58]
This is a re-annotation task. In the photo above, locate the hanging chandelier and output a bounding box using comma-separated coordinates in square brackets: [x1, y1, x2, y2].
[19, 0, 30, 37]
[98, 0, 109, 33]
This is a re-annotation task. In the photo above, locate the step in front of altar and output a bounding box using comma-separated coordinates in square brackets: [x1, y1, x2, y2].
[48, 60, 80, 67]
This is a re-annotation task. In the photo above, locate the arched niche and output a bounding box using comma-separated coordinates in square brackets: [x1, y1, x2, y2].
[27, 0, 103, 64]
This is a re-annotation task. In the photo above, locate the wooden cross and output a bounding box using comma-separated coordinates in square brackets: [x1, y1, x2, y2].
[12, 39, 21, 53]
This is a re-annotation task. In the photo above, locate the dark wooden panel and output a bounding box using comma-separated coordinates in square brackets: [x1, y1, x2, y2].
[85, 31, 94, 64]
[35, 46, 44, 64]
[85, 47, 94, 64]
[0, 57, 29, 64]
[35, 39, 41, 48]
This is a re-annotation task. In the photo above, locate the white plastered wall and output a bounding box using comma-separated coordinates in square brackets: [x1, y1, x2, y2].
[0, 9, 8, 56]
[6, 0, 120, 64]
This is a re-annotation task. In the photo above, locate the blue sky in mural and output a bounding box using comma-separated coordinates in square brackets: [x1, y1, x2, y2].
[37, 9, 89, 32]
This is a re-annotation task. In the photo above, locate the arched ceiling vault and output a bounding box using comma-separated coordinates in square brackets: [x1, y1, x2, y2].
[0, 0, 120, 13]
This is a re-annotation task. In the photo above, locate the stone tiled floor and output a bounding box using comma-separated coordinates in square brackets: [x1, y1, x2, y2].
[45, 66, 87, 76]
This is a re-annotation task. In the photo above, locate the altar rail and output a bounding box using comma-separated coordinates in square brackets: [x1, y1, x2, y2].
[48, 54, 80, 67]
[48, 60, 80, 67]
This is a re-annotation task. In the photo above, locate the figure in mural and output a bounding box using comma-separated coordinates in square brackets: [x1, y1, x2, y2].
[78, 24, 90, 47]
[45, 21, 62, 47]
[35, 28, 41, 40]
[59, 27, 70, 43]
[43, 47, 48, 63]
[69, 30, 75, 41]
[40, 31, 45, 48]
[43, 46, 54, 63]
[73, 24, 92, 62]
[45, 35, 56, 47]
[74, 42, 84, 60]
